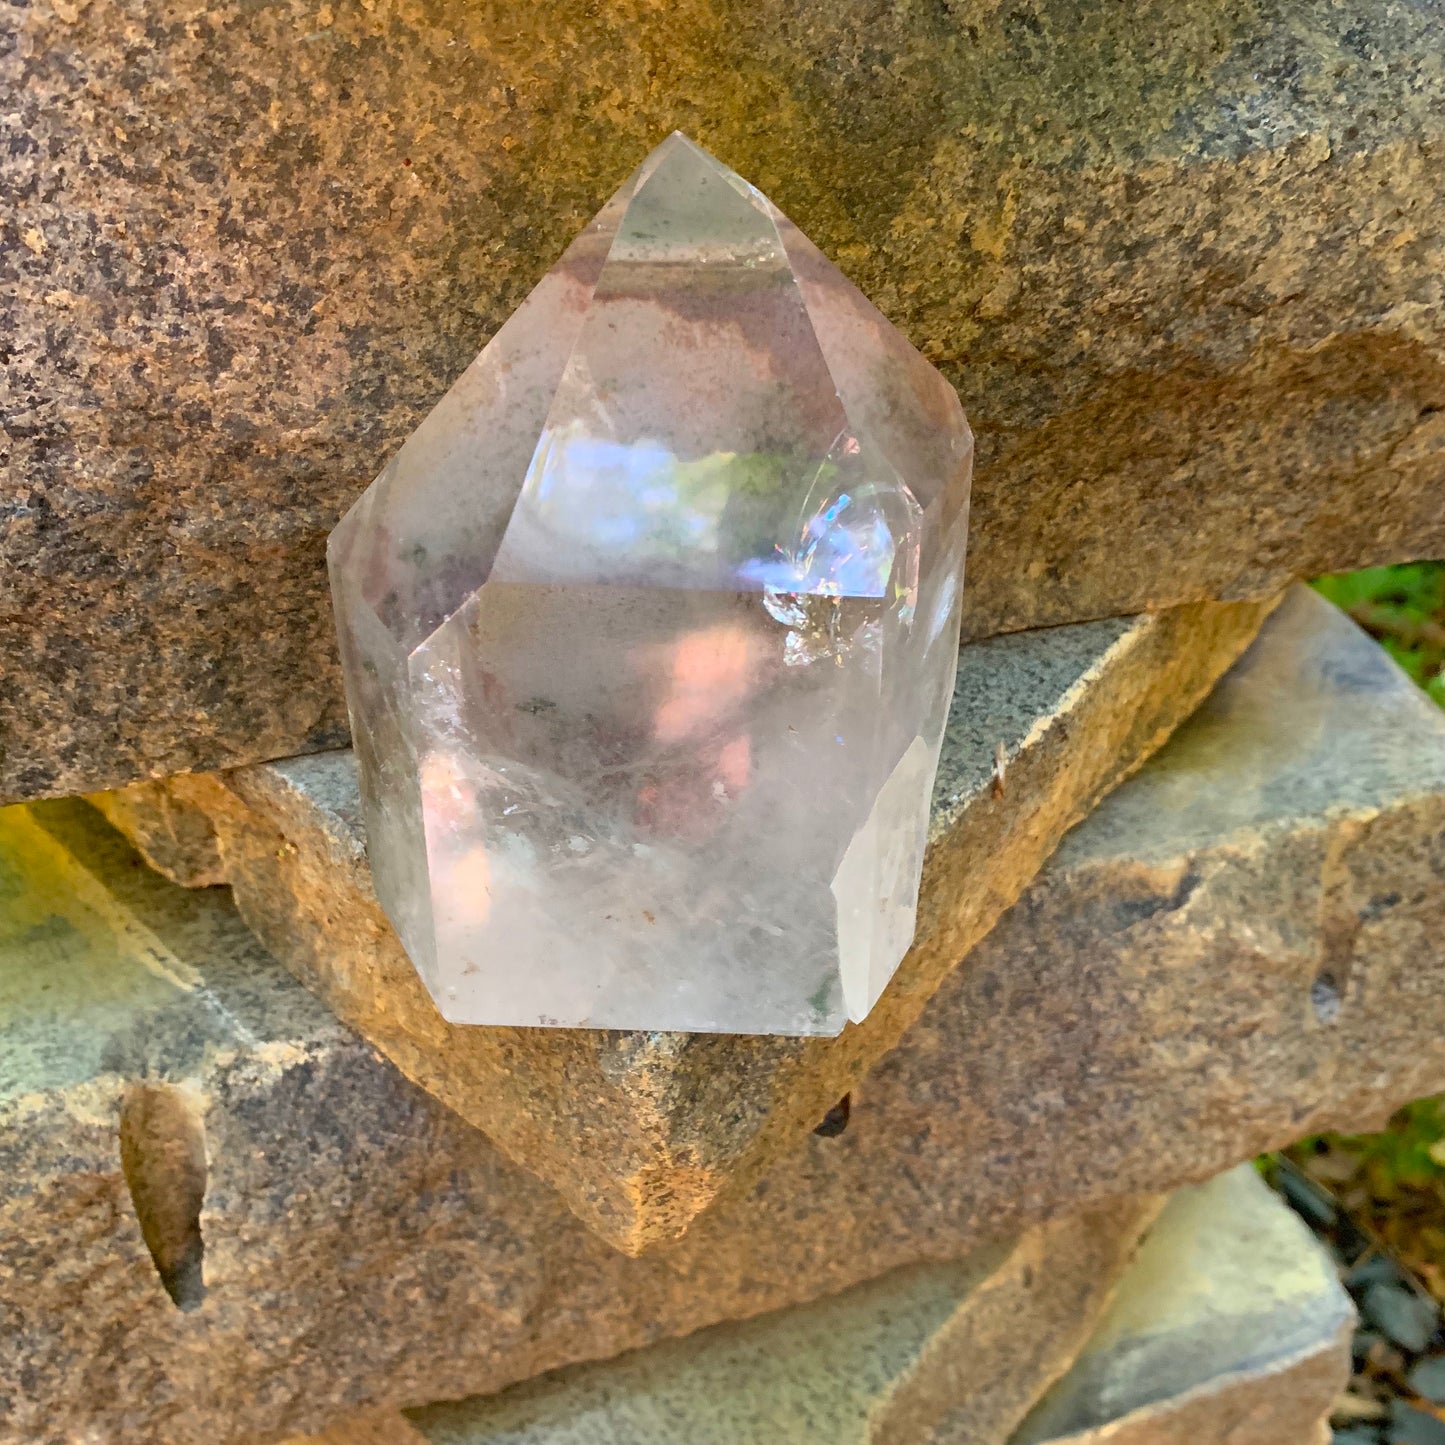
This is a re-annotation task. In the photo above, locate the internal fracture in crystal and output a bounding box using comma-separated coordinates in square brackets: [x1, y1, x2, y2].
[328, 132, 973, 1035]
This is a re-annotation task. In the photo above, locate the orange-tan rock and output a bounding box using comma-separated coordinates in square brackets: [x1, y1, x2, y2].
[286, 1169, 1348, 1445]
[5, 0, 1444, 802]
[96, 599, 1274, 1251]
[5, 589, 1439, 1443]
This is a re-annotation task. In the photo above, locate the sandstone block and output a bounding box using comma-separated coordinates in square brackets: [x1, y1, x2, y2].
[86, 777, 226, 889]
[6, 586, 1443, 1443]
[889, 586, 1445, 1236]
[398, 1208, 1159, 1445]
[96, 598, 1274, 1251]
[0, 794, 1154, 1445]
[5, 0, 1444, 802]
[294, 1168, 1349, 1445]
[1016, 1167, 1354, 1445]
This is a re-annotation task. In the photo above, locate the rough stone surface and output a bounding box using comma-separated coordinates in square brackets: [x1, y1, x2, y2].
[291, 1419, 428, 1445]
[4, 0, 1444, 804]
[89, 777, 225, 888]
[292, 1168, 1349, 1445]
[5, 588, 1443, 1444]
[891, 586, 1445, 1238]
[0, 792, 1155, 1445]
[100, 598, 1273, 1251]
[401, 1211, 1156, 1445]
[1015, 1167, 1353, 1445]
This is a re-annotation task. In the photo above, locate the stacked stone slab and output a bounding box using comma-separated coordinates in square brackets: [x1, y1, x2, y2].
[4, 0, 1445, 802]
[1014, 1168, 1354, 1445]
[285, 1168, 1353, 1445]
[316, 1204, 1173, 1445]
[93, 596, 1276, 1250]
[4, 586, 1444, 1443]
[5, 3, 1445, 1426]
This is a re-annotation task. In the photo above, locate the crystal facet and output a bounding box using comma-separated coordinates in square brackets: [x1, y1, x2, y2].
[327, 133, 973, 1035]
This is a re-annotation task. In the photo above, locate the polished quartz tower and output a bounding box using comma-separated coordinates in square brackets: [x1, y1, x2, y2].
[328, 133, 972, 1034]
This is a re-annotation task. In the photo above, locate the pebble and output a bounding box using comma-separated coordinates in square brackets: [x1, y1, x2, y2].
[1364, 1282, 1439, 1354]
[1409, 1357, 1445, 1405]
[1279, 1167, 1339, 1228]
[1353, 1255, 1412, 1290]
[1356, 1329, 1390, 1359]
[1391, 1401, 1445, 1445]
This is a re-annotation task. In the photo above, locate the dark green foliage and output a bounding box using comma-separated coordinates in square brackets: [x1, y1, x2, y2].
[1314, 562, 1445, 708]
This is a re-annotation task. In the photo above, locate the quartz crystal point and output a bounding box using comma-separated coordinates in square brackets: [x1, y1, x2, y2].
[327, 133, 972, 1035]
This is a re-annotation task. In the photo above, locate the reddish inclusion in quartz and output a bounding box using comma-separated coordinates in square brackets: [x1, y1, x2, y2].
[328, 133, 972, 1034]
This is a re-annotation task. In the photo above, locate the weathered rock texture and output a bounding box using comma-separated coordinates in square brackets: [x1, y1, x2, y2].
[295, 1169, 1349, 1445]
[290, 1419, 428, 1445]
[96, 598, 1274, 1251]
[1015, 1167, 1354, 1445]
[5, 0, 1445, 803]
[0, 793, 1156, 1445]
[89, 777, 226, 889]
[906, 585, 1445, 1231]
[402, 1208, 1159, 1445]
[4, 588, 1443, 1444]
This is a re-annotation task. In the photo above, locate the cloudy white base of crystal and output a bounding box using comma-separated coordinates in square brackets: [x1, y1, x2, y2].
[328, 133, 972, 1034]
